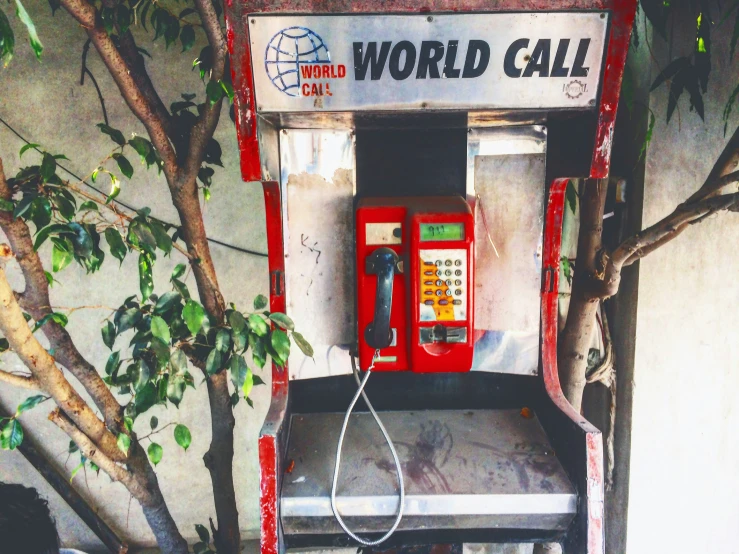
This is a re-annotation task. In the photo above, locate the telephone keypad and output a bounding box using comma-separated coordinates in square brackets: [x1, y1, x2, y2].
[419, 248, 467, 322]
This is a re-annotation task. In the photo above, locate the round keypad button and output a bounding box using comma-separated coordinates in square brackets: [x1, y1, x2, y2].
[444, 269, 452, 276]
[435, 260, 442, 266]
[454, 289, 462, 296]
[454, 279, 462, 286]
[445, 260, 452, 266]
[445, 290, 452, 296]
[454, 260, 462, 266]
[445, 279, 452, 286]
[455, 270, 462, 276]
[436, 290, 443, 296]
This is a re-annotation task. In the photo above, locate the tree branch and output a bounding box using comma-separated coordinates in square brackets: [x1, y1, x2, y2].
[0, 369, 40, 390]
[49, 408, 133, 486]
[182, 0, 227, 181]
[612, 192, 739, 269]
[59, 0, 178, 184]
[686, 125, 739, 203]
[0, 157, 124, 431]
[0, 263, 124, 462]
[116, 31, 176, 140]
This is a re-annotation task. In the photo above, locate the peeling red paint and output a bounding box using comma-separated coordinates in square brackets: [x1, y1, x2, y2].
[259, 181, 289, 554]
[590, 0, 637, 177]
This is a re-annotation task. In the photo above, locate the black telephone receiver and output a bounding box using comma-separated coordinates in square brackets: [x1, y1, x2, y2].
[364, 247, 399, 350]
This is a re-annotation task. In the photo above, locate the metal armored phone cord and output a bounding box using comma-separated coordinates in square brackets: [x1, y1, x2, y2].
[330, 349, 405, 546]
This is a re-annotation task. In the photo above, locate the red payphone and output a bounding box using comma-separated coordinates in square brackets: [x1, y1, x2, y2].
[356, 196, 475, 372]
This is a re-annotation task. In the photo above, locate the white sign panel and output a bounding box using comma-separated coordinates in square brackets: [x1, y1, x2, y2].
[248, 13, 609, 112]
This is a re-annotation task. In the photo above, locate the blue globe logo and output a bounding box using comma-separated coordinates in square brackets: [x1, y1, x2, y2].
[265, 27, 331, 97]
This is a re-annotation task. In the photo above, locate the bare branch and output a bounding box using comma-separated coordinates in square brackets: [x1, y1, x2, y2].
[0, 369, 40, 390]
[58, 0, 179, 183]
[613, 192, 739, 268]
[0, 263, 124, 462]
[687, 125, 739, 203]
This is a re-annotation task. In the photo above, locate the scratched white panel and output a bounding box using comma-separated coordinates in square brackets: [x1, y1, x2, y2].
[281, 129, 356, 380]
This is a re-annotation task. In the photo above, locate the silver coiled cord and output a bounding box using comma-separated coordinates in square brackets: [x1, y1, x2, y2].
[330, 349, 405, 546]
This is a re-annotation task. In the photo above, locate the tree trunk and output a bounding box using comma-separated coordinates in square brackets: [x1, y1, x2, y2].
[558, 179, 609, 412]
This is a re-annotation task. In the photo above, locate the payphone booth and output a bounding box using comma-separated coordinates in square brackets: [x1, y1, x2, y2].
[226, 2, 635, 553]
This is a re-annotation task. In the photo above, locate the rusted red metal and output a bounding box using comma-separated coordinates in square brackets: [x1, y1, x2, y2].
[259, 181, 290, 554]
[590, 0, 637, 177]
[542, 178, 604, 554]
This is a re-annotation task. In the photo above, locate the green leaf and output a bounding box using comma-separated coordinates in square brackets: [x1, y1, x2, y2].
[206, 79, 224, 106]
[565, 180, 578, 215]
[247, 314, 269, 337]
[166, 373, 185, 407]
[14, 0, 42, 60]
[243, 366, 254, 399]
[639, 111, 656, 162]
[135, 359, 151, 392]
[174, 424, 191, 451]
[135, 382, 157, 415]
[13, 195, 34, 219]
[232, 328, 247, 353]
[171, 263, 186, 280]
[116, 433, 131, 455]
[79, 200, 99, 212]
[97, 123, 126, 146]
[67, 222, 93, 258]
[182, 300, 205, 335]
[101, 321, 116, 349]
[220, 80, 235, 102]
[105, 351, 121, 376]
[16, 394, 47, 416]
[271, 329, 291, 363]
[0, 198, 13, 212]
[215, 329, 231, 352]
[0, 9, 15, 67]
[150, 415, 158, 430]
[117, 307, 142, 333]
[269, 312, 294, 331]
[0, 419, 23, 450]
[52, 241, 73, 272]
[249, 333, 266, 368]
[128, 136, 152, 161]
[113, 153, 134, 179]
[228, 310, 246, 333]
[147, 442, 163, 466]
[252, 374, 265, 386]
[19, 143, 39, 157]
[245, 396, 254, 408]
[172, 278, 190, 301]
[180, 24, 195, 52]
[170, 349, 188, 374]
[205, 348, 222, 375]
[254, 294, 268, 310]
[155, 291, 182, 314]
[124, 416, 133, 432]
[40, 152, 56, 181]
[230, 355, 247, 390]
[104, 227, 127, 264]
[195, 523, 210, 545]
[149, 221, 172, 254]
[32, 312, 68, 332]
[150, 315, 171, 344]
[139, 253, 154, 301]
[292, 331, 314, 358]
[561, 256, 572, 286]
[650, 57, 691, 92]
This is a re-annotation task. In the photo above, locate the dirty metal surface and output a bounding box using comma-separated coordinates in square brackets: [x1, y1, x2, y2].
[281, 409, 576, 534]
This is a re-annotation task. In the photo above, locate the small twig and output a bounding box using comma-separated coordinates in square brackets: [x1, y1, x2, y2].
[137, 421, 177, 441]
[80, 39, 109, 125]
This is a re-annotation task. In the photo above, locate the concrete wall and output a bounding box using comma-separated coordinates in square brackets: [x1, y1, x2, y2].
[626, 7, 739, 554]
[0, 1, 270, 550]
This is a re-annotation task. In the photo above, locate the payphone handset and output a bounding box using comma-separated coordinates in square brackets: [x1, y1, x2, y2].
[356, 196, 475, 372]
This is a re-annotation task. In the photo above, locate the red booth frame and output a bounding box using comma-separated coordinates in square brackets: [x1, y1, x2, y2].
[225, 2, 636, 553]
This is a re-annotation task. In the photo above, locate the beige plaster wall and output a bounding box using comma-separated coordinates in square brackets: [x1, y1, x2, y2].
[0, 0, 270, 549]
